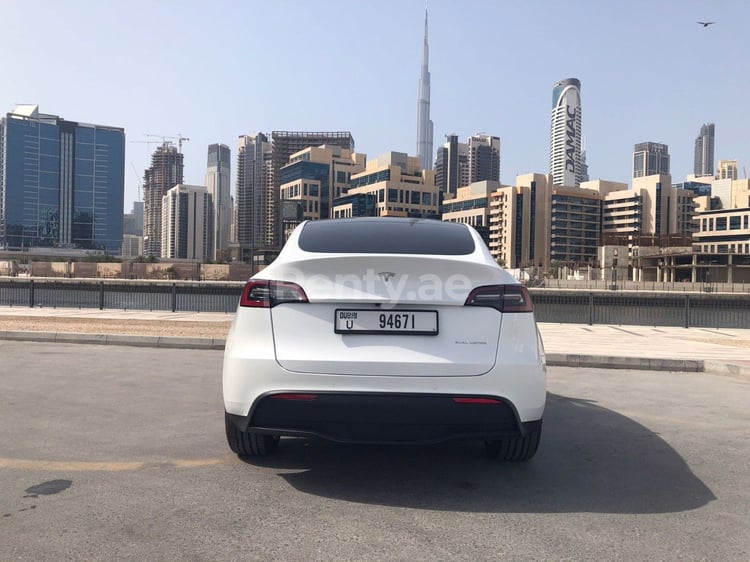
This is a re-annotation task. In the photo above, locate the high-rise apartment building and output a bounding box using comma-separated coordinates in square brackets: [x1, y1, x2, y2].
[694, 123, 715, 177]
[205, 143, 231, 260]
[434, 133, 500, 197]
[468, 133, 500, 186]
[717, 159, 738, 180]
[416, 9, 433, 171]
[488, 173, 551, 271]
[549, 78, 582, 187]
[236, 133, 272, 254]
[0, 105, 125, 253]
[142, 143, 183, 257]
[268, 131, 355, 247]
[549, 185, 601, 266]
[434, 134, 468, 196]
[633, 142, 670, 178]
[161, 184, 213, 261]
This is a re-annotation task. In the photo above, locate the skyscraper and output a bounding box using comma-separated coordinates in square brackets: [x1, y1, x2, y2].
[468, 133, 500, 185]
[0, 105, 125, 253]
[161, 184, 213, 261]
[205, 143, 231, 260]
[435, 133, 499, 197]
[633, 142, 670, 178]
[270, 131, 355, 247]
[694, 123, 715, 177]
[549, 78, 582, 187]
[236, 133, 272, 253]
[434, 134, 468, 196]
[235, 131, 356, 259]
[142, 143, 183, 257]
[416, 9, 433, 171]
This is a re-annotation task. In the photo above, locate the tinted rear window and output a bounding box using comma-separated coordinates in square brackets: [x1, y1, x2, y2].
[298, 218, 476, 255]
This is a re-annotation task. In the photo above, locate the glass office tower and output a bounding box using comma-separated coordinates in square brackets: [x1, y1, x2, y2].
[0, 105, 125, 253]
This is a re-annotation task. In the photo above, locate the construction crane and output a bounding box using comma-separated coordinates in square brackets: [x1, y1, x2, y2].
[145, 133, 190, 153]
[129, 134, 190, 153]
[130, 162, 144, 201]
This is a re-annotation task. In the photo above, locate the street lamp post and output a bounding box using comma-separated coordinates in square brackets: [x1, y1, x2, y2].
[611, 248, 618, 290]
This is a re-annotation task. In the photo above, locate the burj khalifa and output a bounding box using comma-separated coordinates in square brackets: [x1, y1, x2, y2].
[416, 9, 433, 171]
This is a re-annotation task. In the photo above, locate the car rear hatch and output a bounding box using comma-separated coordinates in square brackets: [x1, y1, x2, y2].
[266, 255, 504, 377]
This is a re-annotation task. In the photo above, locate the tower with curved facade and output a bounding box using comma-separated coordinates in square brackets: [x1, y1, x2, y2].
[549, 78, 582, 187]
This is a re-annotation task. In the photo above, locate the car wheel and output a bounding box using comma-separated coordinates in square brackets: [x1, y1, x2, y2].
[485, 424, 541, 461]
[225, 413, 280, 457]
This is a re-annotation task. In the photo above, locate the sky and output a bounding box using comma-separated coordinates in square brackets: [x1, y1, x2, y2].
[1, 0, 748, 209]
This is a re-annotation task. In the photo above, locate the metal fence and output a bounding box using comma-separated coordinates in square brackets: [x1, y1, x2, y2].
[1, 279, 749, 328]
[543, 278, 750, 294]
[530, 290, 750, 329]
[0, 279, 243, 313]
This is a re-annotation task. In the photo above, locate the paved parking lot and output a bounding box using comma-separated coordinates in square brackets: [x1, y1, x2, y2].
[1, 341, 749, 561]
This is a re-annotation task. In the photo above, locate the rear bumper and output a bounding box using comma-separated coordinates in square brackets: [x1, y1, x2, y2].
[226, 392, 542, 445]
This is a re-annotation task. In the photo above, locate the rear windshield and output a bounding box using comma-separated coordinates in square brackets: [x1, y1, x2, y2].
[297, 218, 476, 255]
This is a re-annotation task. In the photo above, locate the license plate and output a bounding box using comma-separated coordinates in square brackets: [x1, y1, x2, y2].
[334, 309, 439, 335]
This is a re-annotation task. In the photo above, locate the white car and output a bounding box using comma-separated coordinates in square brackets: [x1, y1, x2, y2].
[223, 218, 546, 460]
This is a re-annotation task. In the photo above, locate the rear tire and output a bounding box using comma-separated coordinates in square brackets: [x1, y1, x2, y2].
[225, 412, 280, 457]
[485, 424, 541, 461]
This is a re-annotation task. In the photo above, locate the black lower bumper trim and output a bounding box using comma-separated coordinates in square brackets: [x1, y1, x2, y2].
[227, 393, 539, 445]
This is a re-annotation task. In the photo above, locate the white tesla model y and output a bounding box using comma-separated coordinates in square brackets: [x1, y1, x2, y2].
[223, 218, 546, 460]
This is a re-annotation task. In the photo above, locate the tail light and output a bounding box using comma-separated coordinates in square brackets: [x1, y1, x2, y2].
[452, 397, 502, 404]
[270, 393, 318, 401]
[240, 280, 308, 308]
[464, 284, 533, 313]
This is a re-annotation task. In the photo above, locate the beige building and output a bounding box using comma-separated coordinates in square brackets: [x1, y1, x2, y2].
[585, 175, 695, 240]
[488, 173, 552, 271]
[583, 180, 634, 235]
[121, 234, 143, 258]
[548, 184, 602, 267]
[441, 180, 499, 247]
[710, 177, 750, 210]
[338, 152, 440, 218]
[717, 159, 739, 180]
[161, 184, 213, 261]
[731, 179, 750, 208]
[694, 208, 750, 254]
[279, 145, 366, 239]
[441, 180, 496, 228]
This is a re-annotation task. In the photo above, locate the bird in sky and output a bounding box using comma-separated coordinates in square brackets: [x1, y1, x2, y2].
[697, 21, 715, 27]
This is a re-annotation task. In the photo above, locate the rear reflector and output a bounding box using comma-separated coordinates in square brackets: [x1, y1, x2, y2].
[452, 397, 502, 404]
[240, 280, 308, 308]
[269, 394, 318, 401]
[464, 284, 533, 313]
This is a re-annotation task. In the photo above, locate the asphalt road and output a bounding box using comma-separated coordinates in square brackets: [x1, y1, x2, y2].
[1, 341, 748, 561]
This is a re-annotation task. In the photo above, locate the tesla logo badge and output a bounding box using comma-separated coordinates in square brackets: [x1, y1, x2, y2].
[377, 271, 395, 282]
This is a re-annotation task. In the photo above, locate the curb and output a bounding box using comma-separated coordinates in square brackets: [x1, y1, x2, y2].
[0, 331, 226, 350]
[545, 353, 704, 372]
[2, 332, 749, 375]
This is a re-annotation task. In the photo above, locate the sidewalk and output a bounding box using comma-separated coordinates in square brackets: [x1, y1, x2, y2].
[1, 306, 748, 375]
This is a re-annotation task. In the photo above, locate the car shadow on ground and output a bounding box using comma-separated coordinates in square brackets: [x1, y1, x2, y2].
[242, 393, 715, 514]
